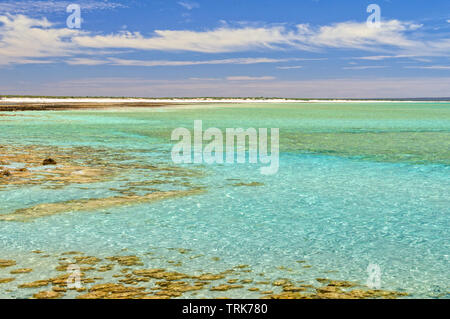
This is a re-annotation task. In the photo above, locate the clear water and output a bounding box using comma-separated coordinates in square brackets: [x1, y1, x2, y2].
[0, 103, 449, 298]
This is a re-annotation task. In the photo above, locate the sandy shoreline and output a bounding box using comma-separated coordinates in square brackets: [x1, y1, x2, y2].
[0, 97, 449, 112]
[0, 102, 176, 111]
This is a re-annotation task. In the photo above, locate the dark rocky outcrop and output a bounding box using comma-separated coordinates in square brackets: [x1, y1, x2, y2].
[42, 158, 57, 166]
[0, 170, 11, 177]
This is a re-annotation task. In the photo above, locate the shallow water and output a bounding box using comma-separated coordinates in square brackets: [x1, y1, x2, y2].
[0, 103, 449, 298]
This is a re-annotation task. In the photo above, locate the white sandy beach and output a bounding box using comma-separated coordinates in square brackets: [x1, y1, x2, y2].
[1, 97, 448, 104]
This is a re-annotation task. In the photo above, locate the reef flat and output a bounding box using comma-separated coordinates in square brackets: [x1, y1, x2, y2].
[0, 248, 410, 299]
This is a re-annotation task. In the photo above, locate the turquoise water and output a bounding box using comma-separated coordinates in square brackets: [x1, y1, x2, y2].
[0, 103, 449, 298]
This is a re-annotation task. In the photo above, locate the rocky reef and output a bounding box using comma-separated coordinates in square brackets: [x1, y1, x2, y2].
[0, 143, 205, 221]
[0, 248, 411, 300]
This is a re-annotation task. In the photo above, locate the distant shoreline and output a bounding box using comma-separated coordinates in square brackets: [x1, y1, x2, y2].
[0, 97, 449, 111]
[0, 101, 174, 111]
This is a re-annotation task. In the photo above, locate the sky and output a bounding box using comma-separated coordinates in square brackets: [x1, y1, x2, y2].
[0, 0, 449, 98]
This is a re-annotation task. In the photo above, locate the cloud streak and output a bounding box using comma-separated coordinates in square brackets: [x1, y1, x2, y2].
[178, 1, 199, 11]
[1, 15, 450, 67]
[226, 76, 276, 81]
[71, 20, 445, 56]
[277, 66, 303, 69]
[0, 15, 81, 65]
[342, 66, 387, 70]
[404, 65, 450, 70]
[66, 57, 311, 67]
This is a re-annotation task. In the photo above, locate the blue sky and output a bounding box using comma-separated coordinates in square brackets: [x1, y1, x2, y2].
[0, 0, 449, 97]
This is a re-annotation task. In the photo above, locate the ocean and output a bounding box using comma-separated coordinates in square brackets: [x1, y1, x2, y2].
[0, 102, 449, 298]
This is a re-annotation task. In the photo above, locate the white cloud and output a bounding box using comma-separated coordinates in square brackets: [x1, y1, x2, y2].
[354, 54, 433, 63]
[342, 66, 387, 70]
[189, 77, 220, 81]
[74, 20, 420, 54]
[72, 26, 308, 53]
[404, 65, 450, 70]
[67, 58, 107, 65]
[277, 65, 303, 69]
[306, 20, 421, 50]
[356, 54, 418, 60]
[226, 76, 276, 81]
[66, 57, 306, 67]
[71, 19, 449, 56]
[178, 1, 199, 10]
[0, 15, 81, 65]
[1, 15, 450, 67]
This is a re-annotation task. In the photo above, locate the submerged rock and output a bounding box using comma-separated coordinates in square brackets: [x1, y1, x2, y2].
[52, 287, 67, 293]
[196, 274, 225, 281]
[0, 259, 16, 268]
[106, 256, 141, 266]
[0, 278, 15, 284]
[33, 290, 62, 299]
[210, 284, 244, 291]
[74, 256, 102, 265]
[132, 269, 165, 277]
[77, 283, 148, 299]
[42, 158, 57, 166]
[232, 182, 264, 187]
[0, 189, 205, 222]
[0, 170, 11, 177]
[272, 279, 290, 286]
[10, 268, 33, 274]
[19, 280, 51, 288]
[283, 286, 307, 292]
